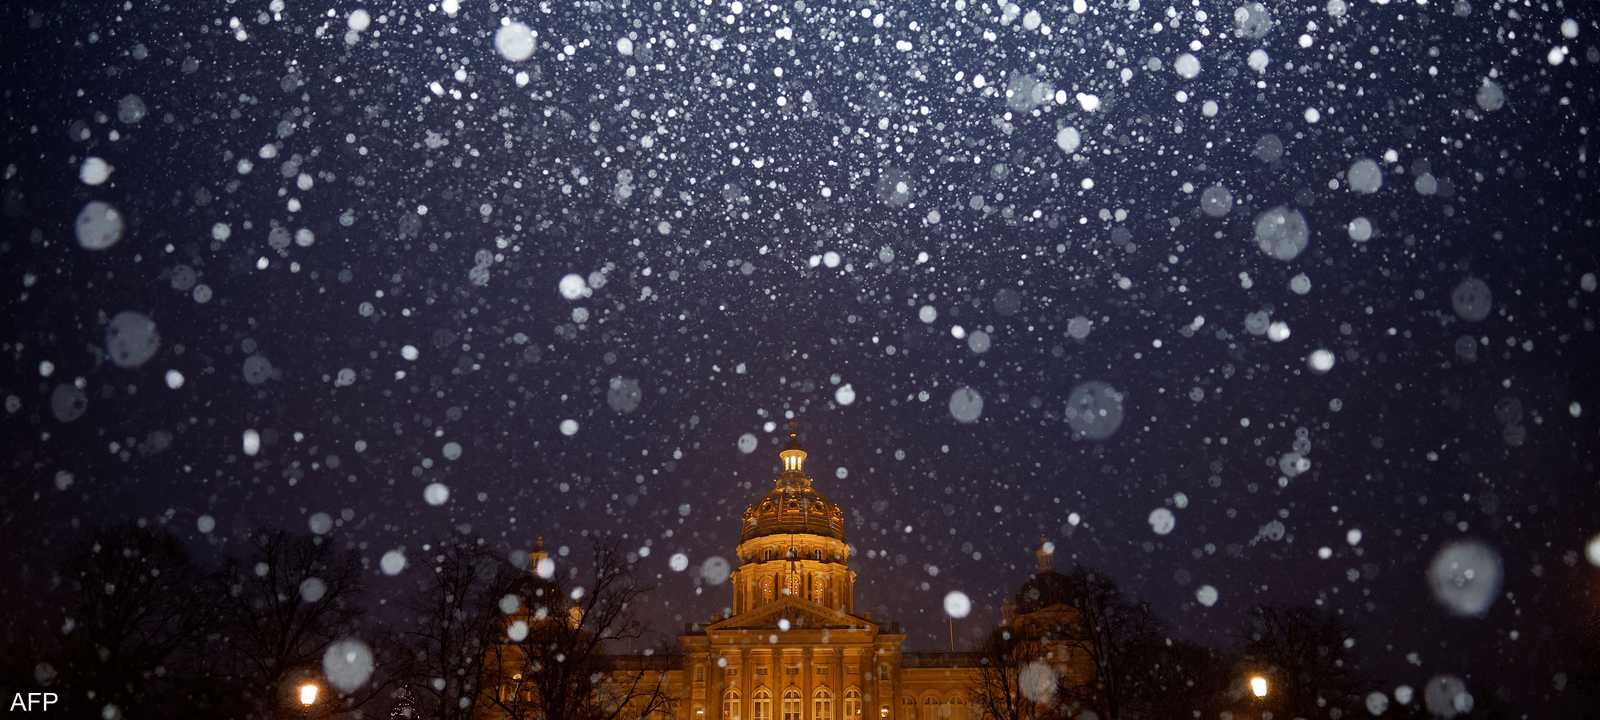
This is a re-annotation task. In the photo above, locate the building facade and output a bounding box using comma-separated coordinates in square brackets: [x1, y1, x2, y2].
[669, 432, 985, 720]
[481, 431, 1084, 720]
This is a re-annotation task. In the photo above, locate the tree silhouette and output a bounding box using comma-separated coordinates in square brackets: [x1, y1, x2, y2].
[1053, 568, 1167, 720]
[480, 538, 674, 720]
[395, 536, 522, 720]
[208, 529, 375, 718]
[969, 624, 1079, 720]
[974, 565, 1174, 720]
[1137, 637, 1234, 719]
[46, 524, 214, 716]
[1236, 604, 1357, 718]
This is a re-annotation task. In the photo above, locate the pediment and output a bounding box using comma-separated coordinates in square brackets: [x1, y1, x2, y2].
[708, 598, 877, 633]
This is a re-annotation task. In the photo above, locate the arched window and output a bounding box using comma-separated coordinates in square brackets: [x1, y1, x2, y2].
[724, 690, 742, 720]
[813, 688, 834, 720]
[921, 697, 938, 720]
[843, 688, 861, 720]
[754, 688, 772, 720]
[783, 688, 803, 720]
[936, 698, 954, 720]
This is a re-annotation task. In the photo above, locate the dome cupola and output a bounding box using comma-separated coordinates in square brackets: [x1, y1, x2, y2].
[739, 430, 845, 543]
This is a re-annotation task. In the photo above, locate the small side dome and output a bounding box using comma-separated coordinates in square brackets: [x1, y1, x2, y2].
[1014, 570, 1076, 615]
[1014, 536, 1074, 614]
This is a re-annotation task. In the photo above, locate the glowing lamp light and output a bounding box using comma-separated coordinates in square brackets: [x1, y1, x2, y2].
[299, 682, 320, 707]
[1249, 675, 1269, 699]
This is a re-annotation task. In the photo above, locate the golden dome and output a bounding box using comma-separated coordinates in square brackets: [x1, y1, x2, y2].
[739, 431, 845, 543]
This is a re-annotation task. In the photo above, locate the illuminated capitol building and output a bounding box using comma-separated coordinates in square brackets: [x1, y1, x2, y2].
[483, 431, 1087, 720]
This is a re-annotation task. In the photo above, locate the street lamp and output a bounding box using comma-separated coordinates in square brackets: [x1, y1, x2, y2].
[1248, 675, 1269, 699]
[299, 682, 320, 707]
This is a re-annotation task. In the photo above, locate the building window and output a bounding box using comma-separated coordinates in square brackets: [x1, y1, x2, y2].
[724, 690, 742, 720]
[921, 698, 938, 720]
[783, 688, 802, 720]
[813, 688, 834, 720]
[842, 688, 861, 720]
[695, 665, 706, 683]
[754, 688, 772, 720]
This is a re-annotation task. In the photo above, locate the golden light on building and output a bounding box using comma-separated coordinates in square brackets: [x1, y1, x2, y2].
[298, 682, 320, 707]
[1249, 675, 1269, 699]
[484, 428, 1090, 720]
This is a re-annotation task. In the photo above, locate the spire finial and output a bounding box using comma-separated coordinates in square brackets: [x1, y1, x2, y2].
[1035, 535, 1054, 572]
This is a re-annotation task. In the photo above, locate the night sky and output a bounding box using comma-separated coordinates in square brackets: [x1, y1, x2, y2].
[3, 0, 1599, 713]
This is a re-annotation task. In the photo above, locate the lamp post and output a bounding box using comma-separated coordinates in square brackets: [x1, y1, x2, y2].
[299, 682, 320, 710]
[1248, 674, 1269, 699]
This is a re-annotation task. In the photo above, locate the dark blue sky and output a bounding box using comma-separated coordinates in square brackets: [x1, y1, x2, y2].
[3, 0, 1598, 712]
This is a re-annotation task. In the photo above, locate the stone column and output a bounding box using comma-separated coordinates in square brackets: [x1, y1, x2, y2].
[802, 647, 813, 720]
[829, 647, 843, 720]
[868, 648, 881, 720]
[710, 650, 724, 720]
[884, 647, 900, 720]
[741, 647, 753, 720]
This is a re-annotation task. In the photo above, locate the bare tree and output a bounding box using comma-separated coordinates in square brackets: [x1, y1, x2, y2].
[480, 539, 674, 720]
[395, 537, 521, 720]
[1053, 569, 1166, 720]
[209, 529, 375, 718]
[1137, 638, 1235, 719]
[969, 625, 1079, 720]
[48, 525, 214, 716]
[1236, 604, 1357, 718]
